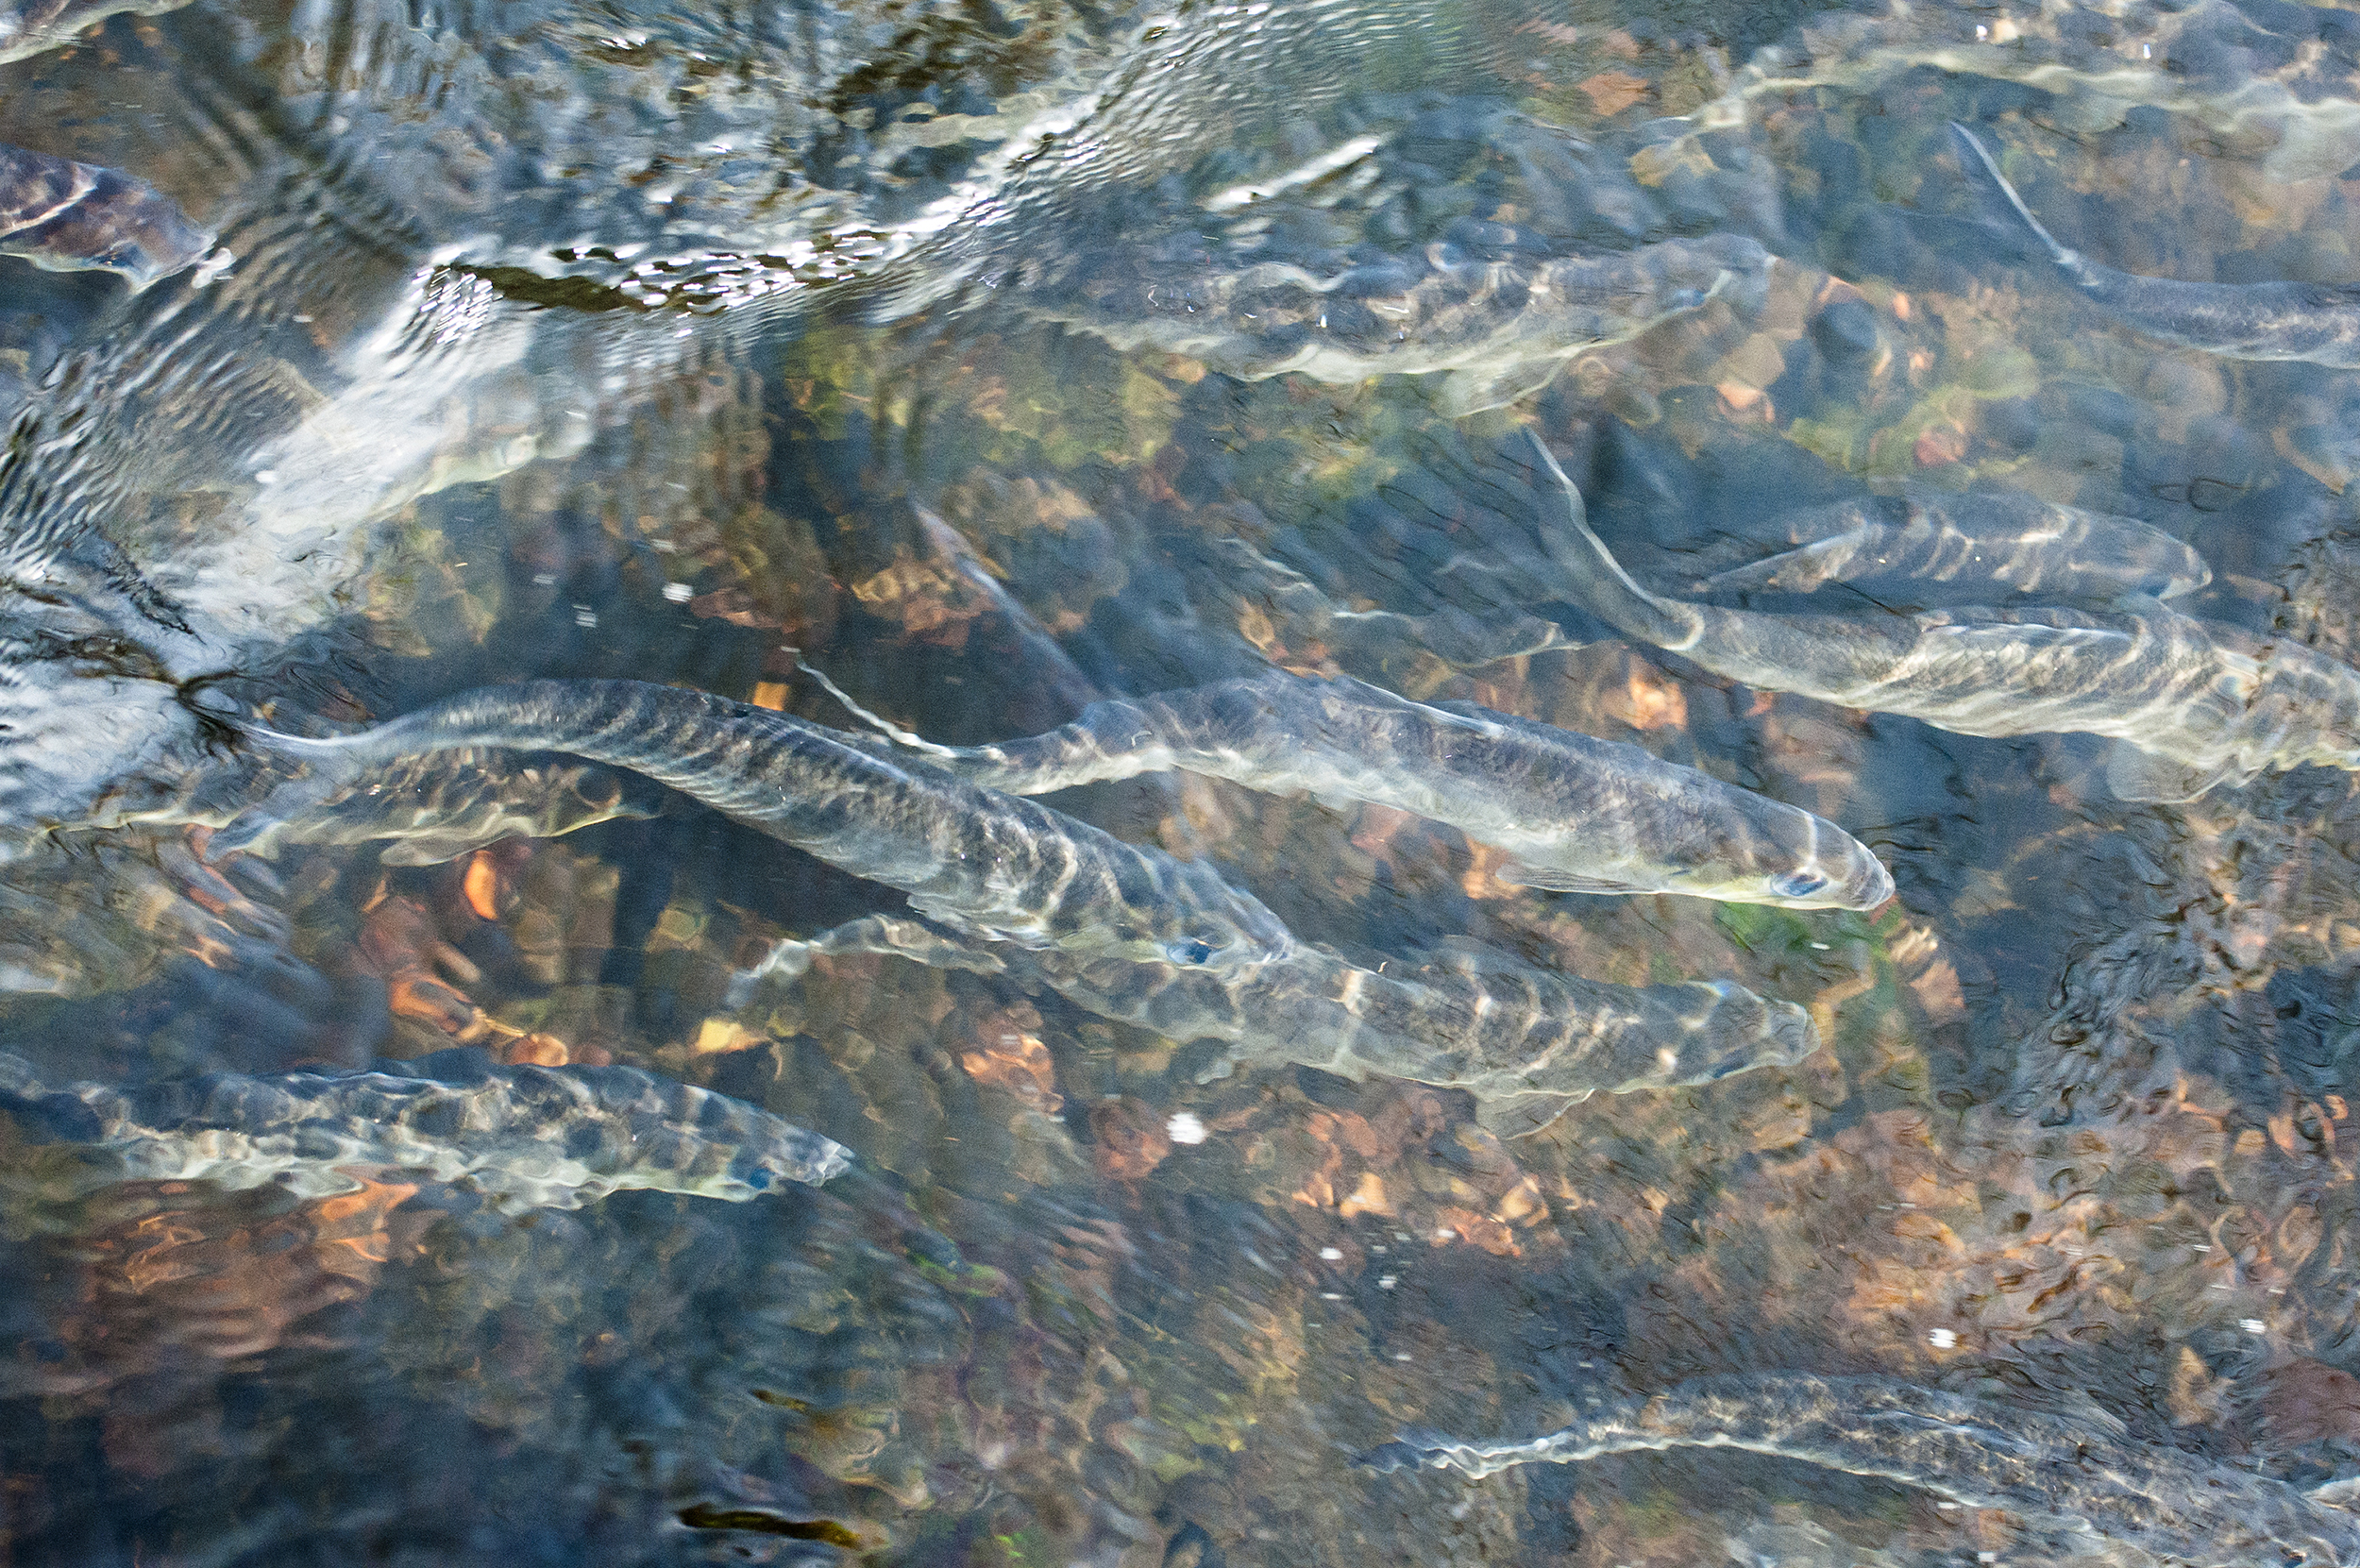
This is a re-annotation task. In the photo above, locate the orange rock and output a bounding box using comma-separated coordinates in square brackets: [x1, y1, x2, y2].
[1913, 423, 1969, 467]
[1090, 1097, 1174, 1182]
[1338, 1172, 1392, 1217]
[2253, 1360, 2360, 1444]
[463, 851, 504, 921]
[1716, 380, 1773, 422]
[497, 1033, 571, 1068]
[387, 973, 482, 1037]
[1623, 662, 1689, 733]
[959, 1003, 1063, 1114]
[1435, 1206, 1521, 1256]
[1576, 70, 1650, 117]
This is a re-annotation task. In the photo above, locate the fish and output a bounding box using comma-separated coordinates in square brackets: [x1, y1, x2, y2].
[832, 668, 1893, 909]
[1362, 1373, 2360, 1568]
[1950, 121, 2360, 366]
[214, 679, 1820, 1133]
[1698, 489, 2211, 606]
[216, 680, 1295, 975]
[0, 141, 219, 290]
[228, 751, 666, 868]
[1527, 432, 2360, 803]
[734, 913, 1821, 1139]
[1031, 231, 1776, 416]
[0, 0, 193, 65]
[0, 1047, 852, 1212]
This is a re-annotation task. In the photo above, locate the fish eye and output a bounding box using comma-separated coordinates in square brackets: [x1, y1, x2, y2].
[1168, 937, 1218, 966]
[1769, 870, 1827, 901]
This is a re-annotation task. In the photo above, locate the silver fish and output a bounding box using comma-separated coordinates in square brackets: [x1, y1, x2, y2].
[0, 141, 218, 290]
[235, 752, 664, 868]
[218, 680, 1294, 975]
[1700, 489, 2211, 606]
[1951, 122, 2360, 366]
[1030, 232, 1775, 417]
[735, 912, 1819, 1139]
[841, 669, 1892, 909]
[216, 680, 1819, 1133]
[1530, 433, 2360, 803]
[0, 1049, 851, 1212]
[1365, 1373, 2360, 1568]
[0, 0, 191, 64]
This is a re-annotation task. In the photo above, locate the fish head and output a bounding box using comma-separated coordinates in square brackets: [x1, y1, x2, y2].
[1682, 800, 1895, 912]
[1647, 234, 1775, 321]
[1630, 982, 1821, 1093]
[1151, 860, 1296, 971]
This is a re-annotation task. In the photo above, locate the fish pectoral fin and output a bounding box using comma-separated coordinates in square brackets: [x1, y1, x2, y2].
[2103, 744, 2234, 804]
[1474, 1091, 1587, 1138]
[1496, 860, 1660, 895]
[1438, 357, 1567, 417]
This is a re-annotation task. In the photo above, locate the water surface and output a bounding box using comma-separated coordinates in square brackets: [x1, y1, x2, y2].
[7, 0, 2360, 1562]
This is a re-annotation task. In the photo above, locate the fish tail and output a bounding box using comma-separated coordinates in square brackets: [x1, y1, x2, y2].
[1526, 430, 1704, 651]
[1358, 1402, 1663, 1479]
[207, 722, 389, 858]
[1947, 123, 2079, 271]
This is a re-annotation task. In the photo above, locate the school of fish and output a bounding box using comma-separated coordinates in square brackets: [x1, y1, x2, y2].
[14, 0, 2360, 1556]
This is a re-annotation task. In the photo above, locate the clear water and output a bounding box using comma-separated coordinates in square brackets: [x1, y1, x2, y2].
[6, 0, 2360, 1561]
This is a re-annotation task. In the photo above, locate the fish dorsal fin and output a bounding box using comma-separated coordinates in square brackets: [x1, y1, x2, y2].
[1526, 430, 1706, 651]
[1474, 1090, 1588, 1138]
[1948, 122, 2074, 266]
[1496, 859, 1659, 895]
[2104, 743, 2234, 804]
[1440, 357, 1568, 417]
[2308, 1475, 2360, 1510]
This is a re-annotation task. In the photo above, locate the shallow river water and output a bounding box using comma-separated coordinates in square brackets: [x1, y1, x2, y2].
[8, 0, 2360, 1561]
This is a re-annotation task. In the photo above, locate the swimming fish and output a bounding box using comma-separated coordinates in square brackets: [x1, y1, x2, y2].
[734, 912, 1819, 1138]
[835, 668, 1892, 909]
[0, 1047, 852, 1212]
[216, 680, 1819, 1133]
[0, 141, 220, 290]
[228, 751, 665, 868]
[0, 0, 191, 64]
[218, 679, 1295, 975]
[1031, 232, 1775, 417]
[1699, 489, 2211, 607]
[1950, 122, 2360, 367]
[1363, 1373, 2360, 1568]
[1528, 433, 2360, 803]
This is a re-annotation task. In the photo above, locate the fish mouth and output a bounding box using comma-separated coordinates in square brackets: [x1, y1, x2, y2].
[1743, 813, 1897, 911]
[1676, 851, 1892, 911]
[1756, 852, 1895, 912]
[1679, 991, 1822, 1083]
